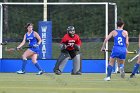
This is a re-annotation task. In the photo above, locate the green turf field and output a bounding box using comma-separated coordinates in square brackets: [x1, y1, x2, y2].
[0, 73, 140, 93]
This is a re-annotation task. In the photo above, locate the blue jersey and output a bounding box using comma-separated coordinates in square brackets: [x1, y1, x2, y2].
[114, 30, 126, 47]
[26, 31, 38, 47]
[110, 30, 127, 60]
[26, 31, 39, 54]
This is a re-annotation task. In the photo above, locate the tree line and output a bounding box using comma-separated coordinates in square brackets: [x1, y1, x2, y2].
[1, 0, 140, 39]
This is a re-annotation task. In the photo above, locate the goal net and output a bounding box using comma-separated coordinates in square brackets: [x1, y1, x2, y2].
[0, 2, 117, 60]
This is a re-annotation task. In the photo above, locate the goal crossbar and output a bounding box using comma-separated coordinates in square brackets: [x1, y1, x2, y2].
[0, 2, 116, 5]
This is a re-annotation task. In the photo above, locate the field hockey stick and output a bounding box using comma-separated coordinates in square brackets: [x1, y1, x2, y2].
[0, 41, 7, 45]
[102, 50, 137, 54]
[128, 53, 140, 63]
[101, 50, 111, 52]
[5, 46, 32, 52]
[127, 50, 137, 54]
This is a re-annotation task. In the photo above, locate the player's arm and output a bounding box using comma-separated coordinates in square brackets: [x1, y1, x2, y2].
[60, 35, 68, 51]
[125, 30, 129, 48]
[74, 35, 82, 51]
[17, 34, 26, 49]
[123, 30, 129, 53]
[34, 31, 42, 45]
[101, 30, 114, 51]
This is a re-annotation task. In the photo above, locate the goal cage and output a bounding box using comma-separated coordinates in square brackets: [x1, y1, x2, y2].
[0, 2, 117, 73]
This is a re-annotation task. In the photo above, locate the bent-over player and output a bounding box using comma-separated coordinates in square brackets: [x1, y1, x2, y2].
[54, 26, 82, 75]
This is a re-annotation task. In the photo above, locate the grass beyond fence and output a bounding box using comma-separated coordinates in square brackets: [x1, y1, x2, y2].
[2, 42, 138, 72]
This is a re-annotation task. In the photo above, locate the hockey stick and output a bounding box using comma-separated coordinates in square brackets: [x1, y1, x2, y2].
[102, 50, 111, 52]
[127, 50, 137, 54]
[102, 50, 137, 54]
[0, 41, 7, 45]
[128, 53, 140, 63]
[5, 46, 32, 52]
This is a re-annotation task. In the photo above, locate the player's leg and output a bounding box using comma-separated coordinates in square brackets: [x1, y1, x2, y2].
[117, 58, 125, 78]
[130, 55, 140, 78]
[59, 57, 69, 72]
[68, 50, 81, 75]
[71, 54, 81, 75]
[53, 52, 70, 75]
[17, 49, 33, 74]
[104, 47, 119, 81]
[116, 49, 127, 78]
[104, 57, 115, 81]
[31, 53, 44, 75]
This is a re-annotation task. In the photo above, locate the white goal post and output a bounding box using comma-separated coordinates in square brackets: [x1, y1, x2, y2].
[0, 2, 117, 73]
[0, 4, 3, 59]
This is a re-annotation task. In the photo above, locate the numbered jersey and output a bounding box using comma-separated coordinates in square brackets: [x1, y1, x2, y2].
[26, 31, 39, 54]
[114, 30, 126, 47]
[26, 31, 38, 47]
[111, 30, 127, 60]
[61, 34, 82, 51]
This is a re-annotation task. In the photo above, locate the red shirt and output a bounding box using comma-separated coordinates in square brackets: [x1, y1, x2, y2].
[61, 34, 82, 51]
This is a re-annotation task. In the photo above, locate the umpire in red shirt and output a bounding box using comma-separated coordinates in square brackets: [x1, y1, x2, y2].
[53, 26, 82, 75]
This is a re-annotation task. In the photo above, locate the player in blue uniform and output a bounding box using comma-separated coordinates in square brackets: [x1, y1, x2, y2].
[101, 20, 129, 81]
[130, 34, 140, 78]
[16, 23, 44, 75]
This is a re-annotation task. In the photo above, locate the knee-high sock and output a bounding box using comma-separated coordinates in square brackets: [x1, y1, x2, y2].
[34, 63, 42, 71]
[119, 64, 124, 71]
[21, 60, 27, 71]
[132, 63, 139, 75]
[107, 65, 113, 77]
[120, 64, 124, 68]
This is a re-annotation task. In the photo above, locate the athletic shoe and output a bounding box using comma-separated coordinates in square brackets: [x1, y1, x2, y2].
[104, 77, 111, 81]
[71, 71, 82, 75]
[130, 74, 135, 78]
[120, 67, 125, 78]
[54, 70, 62, 75]
[36, 70, 44, 75]
[17, 70, 25, 74]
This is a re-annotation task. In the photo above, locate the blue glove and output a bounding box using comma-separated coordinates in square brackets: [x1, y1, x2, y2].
[33, 44, 39, 48]
[139, 48, 140, 53]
